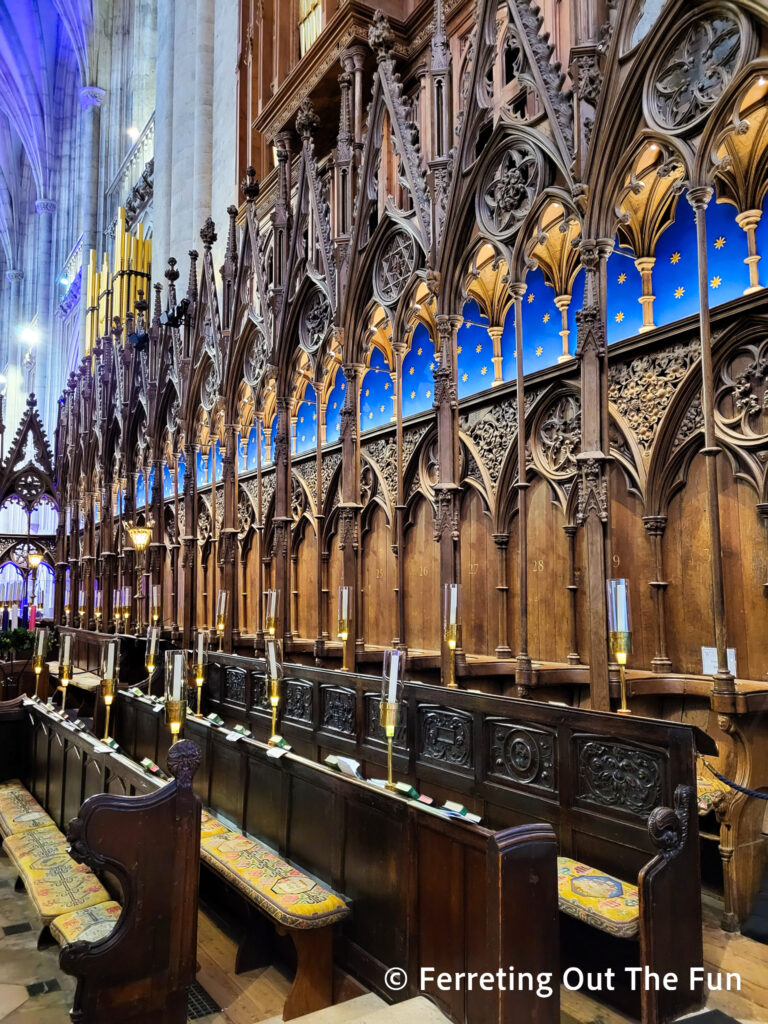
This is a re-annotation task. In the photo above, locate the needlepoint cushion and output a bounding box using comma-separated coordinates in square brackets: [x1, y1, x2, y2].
[3, 825, 69, 862]
[201, 830, 349, 930]
[557, 857, 639, 939]
[696, 769, 730, 814]
[6, 845, 111, 924]
[50, 901, 122, 946]
[200, 809, 230, 838]
[0, 785, 55, 837]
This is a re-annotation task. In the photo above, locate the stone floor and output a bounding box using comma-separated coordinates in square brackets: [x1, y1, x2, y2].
[0, 844, 765, 1024]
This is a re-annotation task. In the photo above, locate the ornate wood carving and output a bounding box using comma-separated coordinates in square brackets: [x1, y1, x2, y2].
[576, 738, 664, 817]
[488, 721, 556, 792]
[418, 706, 473, 769]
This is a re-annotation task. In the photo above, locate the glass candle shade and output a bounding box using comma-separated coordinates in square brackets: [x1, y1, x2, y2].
[337, 586, 351, 640]
[443, 583, 461, 649]
[121, 586, 132, 630]
[165, 649, 187, 742]
[380, 648, 405, 734]
[216, 590, 227, 632]
[112, 588, 121, 622]
[265, 588, 279, 636]
[58, 633, 73, 683]
[607, 579, 632, 661]
[193, 629, 208, 685]
[33, 626, 48, 676]
[265, 636, 283, 738]
[78, 588, 86, 618]
[151, 585, 161, 625]
[100, 638, 120, 684]
[94, 589, 103, 627]
[145, 627, 160, 677]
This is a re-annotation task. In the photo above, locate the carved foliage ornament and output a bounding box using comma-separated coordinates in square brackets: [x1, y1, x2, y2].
[374, 231, 416, 306]
[536, 395, 581, 477]
[577, 739, 664, 817]
[716, 339, 768, 441]
[419, 707, 473, 769]
[479, 143, 540, 238]
[647, 9, 749, 133]
[488, 722, 556, 792]
[244, 324, 267, 387]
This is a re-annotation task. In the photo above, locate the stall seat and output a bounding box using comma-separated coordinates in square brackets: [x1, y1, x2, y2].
[557, 857, 639, 939]
[696, 762, 730, 815]
[201, 829, 349, 930]
[0, 780, 55, 837]
[50, 901, 122, 946]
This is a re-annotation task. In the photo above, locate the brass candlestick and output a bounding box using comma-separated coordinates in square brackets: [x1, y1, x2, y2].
[166, 699, 185, 743]
[380, 700, 399, 791]
[101, 678, 116, 741]
[269, 677, 280, 739]
[610, 632, 632, 715]
[338, 619, 350, 671]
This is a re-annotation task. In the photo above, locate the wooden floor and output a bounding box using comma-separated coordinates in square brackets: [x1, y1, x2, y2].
[0, 842, 766, 1023]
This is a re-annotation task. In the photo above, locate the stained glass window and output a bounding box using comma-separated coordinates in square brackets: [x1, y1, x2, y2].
[299, 0, 322, 56]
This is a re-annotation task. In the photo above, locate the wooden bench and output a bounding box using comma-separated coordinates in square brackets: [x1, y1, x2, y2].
[199, 807, 350, 1020]
[183, 656, 713, 1024]
[0, 778, 114, 947]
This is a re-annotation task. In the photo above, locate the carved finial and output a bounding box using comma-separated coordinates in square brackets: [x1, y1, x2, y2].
[167, 739, 201, 788]
[296, 96, 320, 140]
[368, 10, 394, 60]
[153, 282, 163, 326]
[241, 166, 260, 202]
[200, 217, 217, 250]
[225, 205, 238, 262]
[187, 250, 199, 303]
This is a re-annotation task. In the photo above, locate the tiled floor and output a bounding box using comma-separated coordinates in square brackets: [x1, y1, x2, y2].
[0, 845, 765, 1024]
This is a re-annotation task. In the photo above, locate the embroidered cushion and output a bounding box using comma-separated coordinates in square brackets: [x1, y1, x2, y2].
[696, 769, 729, 814]
[200, 830, 349, 930]
[4, 825, 69, 862]
[50, 901, 122, 946]
[6, 843, 111, 924]
[200, 809, 230, 838]
[557, 857, 639, 939]
[0, 785, 55, 837]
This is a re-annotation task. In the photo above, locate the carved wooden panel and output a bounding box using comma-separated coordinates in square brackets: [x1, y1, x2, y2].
[250, 672, 270, 712]
[224, 667, 247, 706]
[284, 678, 313, 723]
[487, 720, 556, 794]
[320, 685, 356, 736]
[575, 737, 664, 818]
[459, 489, 494, 656]
[362, 503, 396, 647]
[418, 705, 473, 771]
[403, 497, 440, 652]
[295, 523, 318, 639]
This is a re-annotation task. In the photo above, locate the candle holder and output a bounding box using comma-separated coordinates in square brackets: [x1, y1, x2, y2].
[78, 587, 86, 626]
[337, 586, 351, 672]
[94, 588, 103, 632]
[380, 649, 405, 792]
[121, 585, 132, 634]
[192, 628, 208, 716]
[99, 638, 121, 741]
[124, 521, 153, 632]
[265, 588, 279, 637]
[59, 632, 73, 715]
[215, 590, 228, 651]
[145, 627, 160, 696]
[112, 588, 121, 632]
[151, 585, 161, 627]
[443, 583, 461, 689]
[33, 627, 48, 697]
[265, 636, 283, 743]
[165, 649, 187, 743]
[607, 579, 632, 716]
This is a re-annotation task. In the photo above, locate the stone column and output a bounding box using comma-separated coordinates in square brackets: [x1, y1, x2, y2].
[193, 0, 214, 235]
[634, 256, 656, 333]
[34, 199, 56, 394]
[735, 209, 762, 294]
[3, 270, 23, 370]
[154, 0, 175, 267]
[78, 87, 106, 357]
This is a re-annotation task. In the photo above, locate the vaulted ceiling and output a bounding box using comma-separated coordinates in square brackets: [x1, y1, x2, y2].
[0, 0, 92, 268]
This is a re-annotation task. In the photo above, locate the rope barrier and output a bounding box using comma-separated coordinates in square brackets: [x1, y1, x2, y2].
[703, 760, 768, 801]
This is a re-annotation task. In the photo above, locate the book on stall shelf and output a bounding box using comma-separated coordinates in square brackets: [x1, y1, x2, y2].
[206, 713, 225, 726]
[336, 756, 362, 778]
[417, 794, 435, 806]
[130, 687, 143, 697]
[324, 755, 340, 771]
[104, 738, 120, 751]
[233, 725, 251, 736]
[395, 781, 419, 799]
[140, 757, 162, 775]
[72, 719, 85, 731]
[268, 734, 291, 750]
[441, 800, 482, 824]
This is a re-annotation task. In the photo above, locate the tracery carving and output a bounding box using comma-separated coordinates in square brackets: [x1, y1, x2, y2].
[478, 144, 540, 237]
[363, 438, 398, 505]
[673, 396, 704, 451]
[609, 342, 698, 454]
[575, 458, 608, 525]
[321, 452, 341, 501]
[375, 231, 416, 305]
[577, 739, 663, 817]
[300, 290, 331, 353]
[225, 668, 247, 705]
[648, 10, 748, 132]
